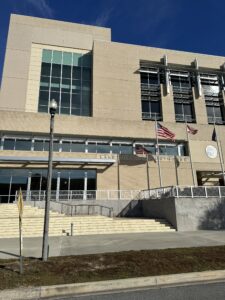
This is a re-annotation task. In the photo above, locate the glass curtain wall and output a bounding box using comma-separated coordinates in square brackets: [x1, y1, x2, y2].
[38, 49, 92, 116]
[0, 169, 96, 203]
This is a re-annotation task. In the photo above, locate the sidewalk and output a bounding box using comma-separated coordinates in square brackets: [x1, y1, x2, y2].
[1, 231, 225, 259]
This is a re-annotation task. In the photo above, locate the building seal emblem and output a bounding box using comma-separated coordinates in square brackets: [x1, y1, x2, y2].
[206, 145, 217, 159]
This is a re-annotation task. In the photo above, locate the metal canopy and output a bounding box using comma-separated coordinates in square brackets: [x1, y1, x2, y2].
[0, 156, 116, 165]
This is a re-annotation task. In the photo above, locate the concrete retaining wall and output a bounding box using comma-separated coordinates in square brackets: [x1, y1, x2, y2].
[141, 197, 225, 231]
[174, 197, 225, 231]
[142, 198, 177, 229]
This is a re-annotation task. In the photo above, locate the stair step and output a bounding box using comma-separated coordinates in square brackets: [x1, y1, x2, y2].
[0, 204, 175, 237]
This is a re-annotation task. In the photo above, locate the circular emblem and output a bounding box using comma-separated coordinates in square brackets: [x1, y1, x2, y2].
[206, 145, 217, 159]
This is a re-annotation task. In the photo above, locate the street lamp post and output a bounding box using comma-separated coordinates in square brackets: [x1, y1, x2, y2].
[42, 99, 57, 261]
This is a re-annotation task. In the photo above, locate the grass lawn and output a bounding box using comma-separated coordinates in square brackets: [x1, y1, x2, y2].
[1, 246, 225, 290]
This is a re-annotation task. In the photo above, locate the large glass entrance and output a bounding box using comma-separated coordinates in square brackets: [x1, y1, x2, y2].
[197, 171, 224, 186]
[0, 169, 96, 203]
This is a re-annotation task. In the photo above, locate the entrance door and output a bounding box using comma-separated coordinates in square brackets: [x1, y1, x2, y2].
[197, 171, 224, 186]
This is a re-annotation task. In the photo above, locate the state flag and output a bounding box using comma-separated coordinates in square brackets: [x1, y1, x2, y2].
[187, 125, 198, 135]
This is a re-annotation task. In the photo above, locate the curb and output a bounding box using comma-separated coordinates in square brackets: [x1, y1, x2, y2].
[1, 269, 225, 299]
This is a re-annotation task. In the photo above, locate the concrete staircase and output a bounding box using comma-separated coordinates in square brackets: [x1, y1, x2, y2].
[0, 204, 175, 238]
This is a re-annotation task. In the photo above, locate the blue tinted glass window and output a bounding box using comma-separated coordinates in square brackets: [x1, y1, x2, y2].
[63, 52, 72, 65]
[82, 54, 92, 67]
[52, 51, 62, 64]
[71, 142, 86, 152]
[42, 50, 52, 63]
[4, 139, 15, 150]
[15, 139, 32, 151]
[61, 141, 71, 152]
[34, 140, 44, 151]
[52, 64, 61, 77]
[73, 53, 82, 66]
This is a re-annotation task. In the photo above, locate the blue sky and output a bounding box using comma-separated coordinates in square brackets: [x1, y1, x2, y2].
[1, 0, 225, 84]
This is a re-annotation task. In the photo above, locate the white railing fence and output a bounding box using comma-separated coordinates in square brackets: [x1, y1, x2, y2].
[15, 190, 142, 201]
[6, 186, 225, 203]
[140, 186, 225, 199]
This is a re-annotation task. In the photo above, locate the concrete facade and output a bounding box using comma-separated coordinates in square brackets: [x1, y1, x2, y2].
[0, 14, 225, 200]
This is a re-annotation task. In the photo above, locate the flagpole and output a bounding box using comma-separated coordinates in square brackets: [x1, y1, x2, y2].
[213, 122, 225, 185]
[17, 188, 24, 275]
[146, 154, 150, 190]
[186, 121, 195, 186]
[174, 156, 179, 185]
[117, 154, 121, 199]
[19, 215, 23, 274]
[155, 116, 162, 187]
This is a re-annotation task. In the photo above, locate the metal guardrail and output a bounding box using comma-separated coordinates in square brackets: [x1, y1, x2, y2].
[57, 202, 113, 217]
[140, 186, 225, 199]
[15, 190, 141, 201]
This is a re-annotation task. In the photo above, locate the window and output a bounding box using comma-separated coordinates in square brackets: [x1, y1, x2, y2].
[0, 133, 188, 157]
[61, 141, 71, 152]
[33, 140, 44, 151]
[15, 139, 32, 151]
[71, 142, 86, 152]
[134, 142, 186, 156]
[87, 142, 110, 153]
[140, 67, 162, 120]
[3, 138, 31, 151]
[3, 138, 15, 150]
[112, 143, 133, 154]
[170, 71, 195, 123]
[201, 73, 225, 124]
[38, 49, 92, 116]
[159, 145, 178, 156]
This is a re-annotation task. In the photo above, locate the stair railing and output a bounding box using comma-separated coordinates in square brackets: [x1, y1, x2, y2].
[53, 202, 113, 217]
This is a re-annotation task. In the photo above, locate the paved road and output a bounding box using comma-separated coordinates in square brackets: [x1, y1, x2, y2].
[0, 231, 225, 259]
[45, 281, 225, 300]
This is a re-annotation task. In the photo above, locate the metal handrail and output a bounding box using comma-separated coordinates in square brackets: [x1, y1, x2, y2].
[57, 202, 113, 217]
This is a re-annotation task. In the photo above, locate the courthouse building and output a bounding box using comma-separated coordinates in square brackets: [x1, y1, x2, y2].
[0, 14, 225, 203]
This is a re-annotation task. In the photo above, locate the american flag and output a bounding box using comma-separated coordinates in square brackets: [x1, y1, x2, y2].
[135, 145, 150, 154]
[157, 122, 175, 141]
[187, 125, 198, 135]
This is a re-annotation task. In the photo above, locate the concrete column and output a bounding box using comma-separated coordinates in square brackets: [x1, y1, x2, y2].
[192, 86, 208, 125]
[84, 171, 88, 200]
[161, 84, 175, 123]
[56, 172, 60, 201]
[26, 173, 32, 201]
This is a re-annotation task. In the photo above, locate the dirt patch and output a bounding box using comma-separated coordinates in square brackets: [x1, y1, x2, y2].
[0, 246, 225, 290]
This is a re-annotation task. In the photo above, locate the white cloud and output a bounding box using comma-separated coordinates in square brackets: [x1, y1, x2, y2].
[26, 0, 54, 18]
[10, 0, 54, 18]
[94, 7, 114, 27]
